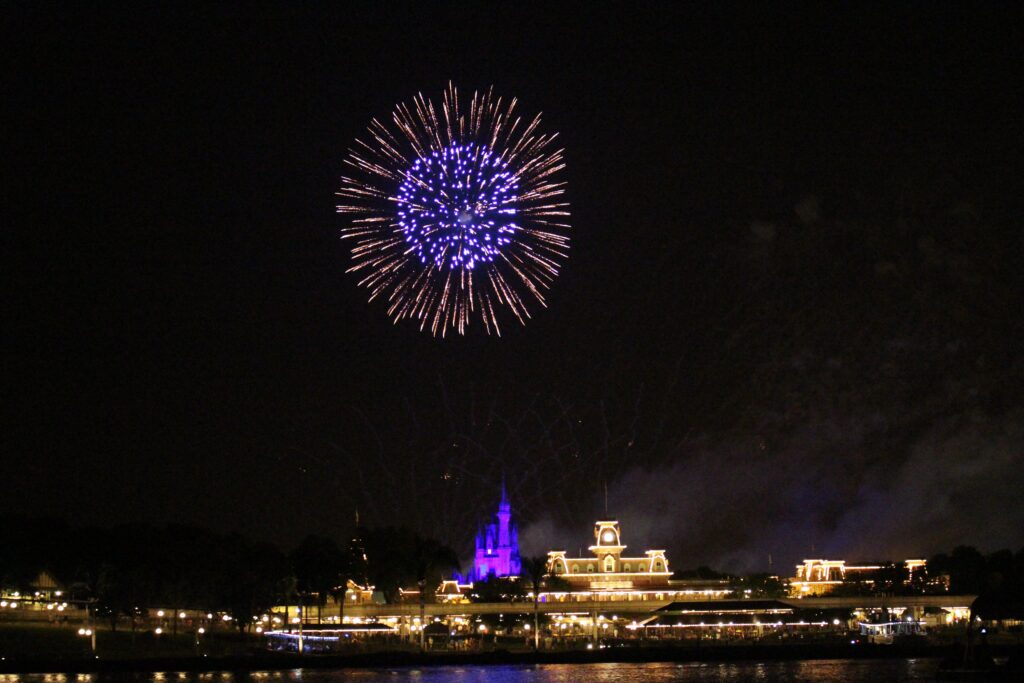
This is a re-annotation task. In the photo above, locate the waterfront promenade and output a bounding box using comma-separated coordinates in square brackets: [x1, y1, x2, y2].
[340, 594, 976, 619]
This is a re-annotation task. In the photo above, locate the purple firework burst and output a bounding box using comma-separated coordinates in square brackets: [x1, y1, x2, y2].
[398, 142, 518, 271]
[337, 84, 570, 336]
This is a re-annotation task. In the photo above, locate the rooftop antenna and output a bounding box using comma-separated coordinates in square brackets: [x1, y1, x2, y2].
[354, 507, 360, 526]
[603, 480, 608, 517]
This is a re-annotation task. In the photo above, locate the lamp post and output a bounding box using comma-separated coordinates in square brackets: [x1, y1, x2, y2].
[87, 599, 96, 654]
[418, 579, 426, 652]
[78, 626, 95, 653]
[78, 599, 96, 657]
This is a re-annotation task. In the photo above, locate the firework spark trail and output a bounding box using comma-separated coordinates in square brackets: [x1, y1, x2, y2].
[337, 84, 570, 336]
[298, 381, 654, 553]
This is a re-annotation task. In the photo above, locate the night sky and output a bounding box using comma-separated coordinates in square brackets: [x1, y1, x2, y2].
[5, 4, 1024, 572]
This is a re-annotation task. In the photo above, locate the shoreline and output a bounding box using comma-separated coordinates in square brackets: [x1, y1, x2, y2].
[0, 643, 1000, 674]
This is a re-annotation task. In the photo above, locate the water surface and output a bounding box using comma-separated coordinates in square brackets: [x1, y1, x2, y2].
[4, 659, 942, 682]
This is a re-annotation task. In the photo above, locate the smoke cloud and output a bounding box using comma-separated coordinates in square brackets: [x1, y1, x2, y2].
[521, 411, 1024, 574]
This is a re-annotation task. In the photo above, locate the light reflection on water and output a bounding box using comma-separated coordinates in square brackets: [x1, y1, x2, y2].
[4, 660, 942, 683]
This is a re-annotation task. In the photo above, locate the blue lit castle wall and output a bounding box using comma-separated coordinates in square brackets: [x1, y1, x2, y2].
[467, 485, 521, 581]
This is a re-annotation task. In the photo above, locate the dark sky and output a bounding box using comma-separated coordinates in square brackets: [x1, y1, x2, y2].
[5, 3, 1023, 571]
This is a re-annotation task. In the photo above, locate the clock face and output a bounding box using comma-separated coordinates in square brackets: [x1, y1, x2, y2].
[602, 530, 616, 543]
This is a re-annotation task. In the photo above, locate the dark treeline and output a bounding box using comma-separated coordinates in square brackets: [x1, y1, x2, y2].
[931, 547, 1024, 619]
[0, 516, 458, 630]
[5, 515, 1023, 623]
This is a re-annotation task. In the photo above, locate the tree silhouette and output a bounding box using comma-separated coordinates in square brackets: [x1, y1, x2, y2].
[290, 535, 344, 624]
[412, 536, 459, 650]
[521, 555, 549, 650]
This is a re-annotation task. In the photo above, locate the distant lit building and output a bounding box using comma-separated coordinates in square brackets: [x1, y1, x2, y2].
[789, 558, 929, 596]
[547, 520, 671, 593]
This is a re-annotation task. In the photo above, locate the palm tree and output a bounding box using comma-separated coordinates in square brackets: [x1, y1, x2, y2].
[522, 555, 550, 650]
[290, 535, 344, 625]
[328, 557, 353, 626]
[412, 538, 459, 651]
[276, 575, 298, 626]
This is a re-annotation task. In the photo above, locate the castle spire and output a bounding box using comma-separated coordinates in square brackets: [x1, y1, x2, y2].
[470, 480, 521, 580]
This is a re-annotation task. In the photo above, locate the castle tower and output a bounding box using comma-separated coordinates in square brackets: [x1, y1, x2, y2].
[470, 483, 522, 581]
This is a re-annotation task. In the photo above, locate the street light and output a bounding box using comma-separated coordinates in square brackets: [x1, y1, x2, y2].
[86, 599, 97, 654]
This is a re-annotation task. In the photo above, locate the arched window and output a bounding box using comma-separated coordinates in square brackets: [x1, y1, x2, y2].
[587, 563, 595, 573]
[572, 565, 580, 574]
[653, 560, 664, 572]
[623, 563, 631, 572]
[604, 555, 615, 572]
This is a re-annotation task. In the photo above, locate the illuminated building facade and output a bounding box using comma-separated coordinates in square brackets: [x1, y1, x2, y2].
[547, 520, 671, 592]
[789, 558, 929, 596]
[468, 484, 521, 581]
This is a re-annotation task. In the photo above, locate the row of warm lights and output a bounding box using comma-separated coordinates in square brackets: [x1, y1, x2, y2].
[539, 589, 732, 602]
[152, 610, 287, 623]
[551, 613, 618, 623]
[269, 613, 791, 635]
[638, 621, 832, 629]
[153, 626, 207, 635]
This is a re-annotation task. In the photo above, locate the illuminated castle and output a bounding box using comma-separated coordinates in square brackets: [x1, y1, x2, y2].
[469, 483, 521, 581]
